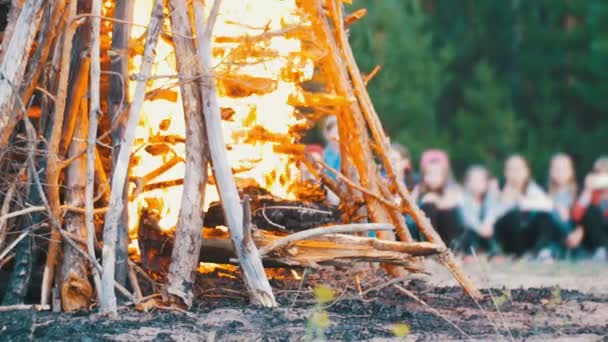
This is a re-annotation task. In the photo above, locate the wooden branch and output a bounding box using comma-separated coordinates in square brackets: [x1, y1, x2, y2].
[21, 1, 68, 106]
[84, 0, 103, 307]
[60, 94, 93, 312]
[343, 8, 367, 28]
[0, 304, 50, 312]
[108, 0, 134, 289]
[193, 0, 276, 307]
[40, 0, 78, 307]
[0, 0, 44, 146]
[363, 65, 381, 86]
[259, 223, 394, 255]
[0, 230, 28, 262]
[22, 117, 136, 306]
[138, 223, 440, 273]
[0, 170, 21, 249]
[166, 0, 209, 309]
[328, 1, 481, 299]
[100, 0, 164, 316]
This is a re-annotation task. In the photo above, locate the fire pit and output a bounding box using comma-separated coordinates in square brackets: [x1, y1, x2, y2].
[0, 0, 478, 315]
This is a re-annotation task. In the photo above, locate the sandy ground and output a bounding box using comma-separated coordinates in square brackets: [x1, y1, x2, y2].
[427, 258, 608, 294]
[0, 260, 606, 341]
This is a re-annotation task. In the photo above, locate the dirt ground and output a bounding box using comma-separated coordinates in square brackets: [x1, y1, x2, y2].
[0, 259, 607, 341]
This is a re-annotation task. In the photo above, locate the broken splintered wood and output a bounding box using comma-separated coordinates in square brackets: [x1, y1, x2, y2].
[258, 223, 395, 255]
[193, 0, 276, 308]
[138, 212, 443, 273]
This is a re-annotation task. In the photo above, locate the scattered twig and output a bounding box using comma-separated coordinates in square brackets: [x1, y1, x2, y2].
[261, 205, 286, 230]
[0, 304, 50, 312]
[393, 284, 472, 340]
[471, 248, 515, 341]
[0, 230, 28, 262]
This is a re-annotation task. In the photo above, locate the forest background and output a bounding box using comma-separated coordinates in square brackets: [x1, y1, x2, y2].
[307, 0, 608, 181]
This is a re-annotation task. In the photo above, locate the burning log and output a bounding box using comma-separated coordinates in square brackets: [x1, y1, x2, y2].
[204, 186, 341, 232]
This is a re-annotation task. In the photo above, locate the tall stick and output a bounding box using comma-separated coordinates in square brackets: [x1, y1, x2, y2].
[108, 0, 134, 288]
[61, 95, 93, 312]
[192, 0, 276, 307]
[0, 0, 45, 146]
[86, 0, 103, 304]
[166, 0, 209, 308]
[307, 0, 408, 276]
[40, 0, 78, 307]
[329, 1, 481, 299]
[100, 0, 164, 315]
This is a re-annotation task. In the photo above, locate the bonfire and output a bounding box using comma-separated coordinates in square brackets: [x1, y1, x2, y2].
[0, 0, 479, 315]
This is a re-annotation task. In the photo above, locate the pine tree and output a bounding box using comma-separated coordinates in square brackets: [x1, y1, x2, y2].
[451, 62, 521, 174]
[348, 0, 451, 158]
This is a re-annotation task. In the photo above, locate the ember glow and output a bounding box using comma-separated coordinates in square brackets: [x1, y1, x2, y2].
[125, 1, 315, 252]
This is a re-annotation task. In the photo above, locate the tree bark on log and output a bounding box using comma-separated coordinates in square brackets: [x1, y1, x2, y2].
[166, 0, 209, 309]
[100, 0, 164, 316]
[192, 0, 276, 307]
[0, 0, 45, 147]
[108, 0, 134, 289]
[61, 95, 93, 312]
[40, 0, 78, 307]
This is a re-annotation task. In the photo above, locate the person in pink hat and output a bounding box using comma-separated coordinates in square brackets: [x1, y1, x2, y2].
[413, 149, 464, 248]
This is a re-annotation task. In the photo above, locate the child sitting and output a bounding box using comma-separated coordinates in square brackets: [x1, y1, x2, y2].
[572, 156, 608, 260]
[458, 165, 500, 258]
[414, 149, 463, 248]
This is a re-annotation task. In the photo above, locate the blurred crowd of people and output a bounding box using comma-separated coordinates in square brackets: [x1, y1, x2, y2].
[304, 117, 608, 263]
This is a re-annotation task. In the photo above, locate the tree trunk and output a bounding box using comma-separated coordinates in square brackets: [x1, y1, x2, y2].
[108, 0, 134, 289]
[60, 95, 92, 312]
[100, 0, 164, 316]
[166, 0, 209, 308]
[192, 0, 276, 307]
[0, 0, 45, 146]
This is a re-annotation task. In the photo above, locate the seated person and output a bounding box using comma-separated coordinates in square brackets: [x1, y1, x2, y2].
[458, 165, 500, 258]
[388, 143, 419, 192]
[482, 154, 558, 260]
[546, 153, 579, 258]
[572, 156, 608, 261]
[413, 149, 463, 248]
[321, 116, 340, 178]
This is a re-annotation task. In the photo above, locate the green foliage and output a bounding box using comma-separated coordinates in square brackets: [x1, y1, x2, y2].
[346, 0, 608, 179]
[391, 323, 411, 338]
[305, 285, 336, 341]
[451, 61, 522, 174]
[493, 289, 512, 309]
[349, 0, 452, 159]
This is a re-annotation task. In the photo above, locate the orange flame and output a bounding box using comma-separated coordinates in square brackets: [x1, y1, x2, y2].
[125, 0, 314, 252]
